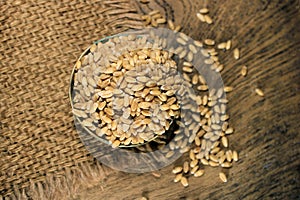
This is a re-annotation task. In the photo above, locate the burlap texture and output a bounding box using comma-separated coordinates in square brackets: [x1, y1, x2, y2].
[0, 0, 143, 198]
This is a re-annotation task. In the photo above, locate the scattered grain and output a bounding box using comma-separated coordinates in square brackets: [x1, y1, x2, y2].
[221, 136, 228, 147]
[180, 177, 189, 187]
[151, 172, 161, 178]
[217, 42, 227, 49]
[204, 15, 213, 24]
[255, 88, 264, 97]
[233, 150, 239, 161]
[233, 48, 240, 60]
[196, 13, 206, 22]
[226, 40, 231, 50]
[174, 173, 183, 183]
[199, 8, 209, 14]
[219, 172, 227, 182]
[183, 161, 189, 173]
[172, 166, 183, 174]
[241, 65, 248, 76]
[221, 162, 232, 168]
[204, 39, 215, 46]
[224, 86, 233, 92]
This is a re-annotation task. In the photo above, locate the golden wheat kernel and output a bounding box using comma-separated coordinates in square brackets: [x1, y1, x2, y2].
[182, 62, 192, 67]
[180, 177, 189, 187]
[218, 154, 226, 164]
[226, 40, 231, 50]
[221, 136, 228, 147]
[199, 8, 209, 14]
[255, 88, 264, 97]
[187, 51, 194, 62]
[188, 44, 198, 54]
[216, 65, 224, 72]
[209, 160, 219, 167]
[198, 75, 206, 85]
[196, 13, 206, 22]
[174, 25, 181, 32]
[194, 40, 203, 47]
[180, 146, 190, 154]
[204, 15, 213, 24]
[190, 159, 198, 168]
[169, 104, 180, 110]
[157, 18, 166, 24]
[226, 150, 233, 162]
[197, 85, 208, 91]
[220, 114, 229, 121]
[217, 42, 227, 49]
[210, 63, 218, 70]
[183, 161, 189, 173]
[200, 158, 209, 165]
[194, 169, 205, 177]
[152, 171, 161, 178]
[233, 48, 240, 60]
[103, 114, 113, 124]
[148, 10, 160, 16]
[176, 37, 187, 45]
[183, 66, 193, 73]
[224, 86, 233, 92]
[209, 100, 218, 107]
[168, 20, 175, 30]
[210, 147, 221, 154]
[241, 65, 248, 76]
[166, 151, 175, 158]
[174, 173, 183, 182]
[172, 166, 183, 174]
[179, 50, 188, 58]
[179, 32, 189, 41]
[225, 127, 234, 134]
[200, 49, 209, 57]
[189, 150, 196, 160]
[221, 162, 232, 168]
[195, 136, 201, 146]
[112, 140, 120, 148]
[191, 74, 198, 85]
[219, 172, 227, 182]
[204, 39, 215, 46]
[204, 58, 214, 65]
[210, 154, 219, 163]
[190, 166, 199, 175]
[151, 19, 158, 27]
[233, 150, 239, 161]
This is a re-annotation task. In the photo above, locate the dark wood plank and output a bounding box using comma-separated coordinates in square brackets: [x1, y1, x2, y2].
[76, 0, 300, 199]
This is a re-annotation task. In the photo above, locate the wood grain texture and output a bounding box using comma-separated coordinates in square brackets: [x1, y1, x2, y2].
[76, 0, 300, 199]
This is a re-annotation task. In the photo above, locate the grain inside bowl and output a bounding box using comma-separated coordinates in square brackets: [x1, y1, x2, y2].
[70, 28, 240, 182]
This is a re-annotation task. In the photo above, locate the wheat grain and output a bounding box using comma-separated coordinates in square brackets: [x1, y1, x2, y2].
[174, 173, 183, 183]
[233, 48, 240, 60]
[199, 8, 209, 14]
[204, 39, 215, 46]
[241, 65, 248, 76]
[172, 166, 183, 174]
[180, 177, 189, 187]
[219, 172, 227, 182]
[196, 13, 206, 22]
[204, 15, 213, 24]
[255, 88, 264, 97]
[233, 150, 239, 161]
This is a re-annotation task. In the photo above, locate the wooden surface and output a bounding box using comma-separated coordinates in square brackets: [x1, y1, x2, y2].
[76, 0, 300, 199]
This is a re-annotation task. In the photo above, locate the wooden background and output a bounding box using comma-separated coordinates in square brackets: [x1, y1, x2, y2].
[76, 0, 300, 199]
